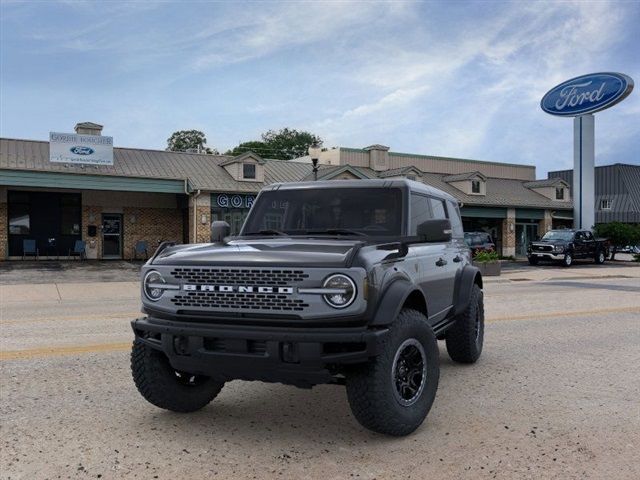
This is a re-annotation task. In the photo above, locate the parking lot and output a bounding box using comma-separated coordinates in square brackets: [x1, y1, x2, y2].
[1, 260, 639, 479]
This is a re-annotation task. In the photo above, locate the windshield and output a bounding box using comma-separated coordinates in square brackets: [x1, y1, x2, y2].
[541, 231, 574, 241]
[241, 188, 403, 237]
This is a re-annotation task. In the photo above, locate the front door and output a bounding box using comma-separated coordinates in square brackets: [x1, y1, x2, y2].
[102, 214, 123, 259]
[516, 223, 539, 257]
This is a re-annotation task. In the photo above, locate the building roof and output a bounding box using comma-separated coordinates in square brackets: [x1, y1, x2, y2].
[75, 122, 103, 129]
[443, 171, 487, 182]
[0, 137, 311, 194]
[523, 178, 567, 188]
[0, 136, 571, 209]
[377, 166, 424, 178]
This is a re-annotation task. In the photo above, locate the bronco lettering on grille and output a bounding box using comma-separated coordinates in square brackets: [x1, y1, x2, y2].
[182, 285, 294, 294]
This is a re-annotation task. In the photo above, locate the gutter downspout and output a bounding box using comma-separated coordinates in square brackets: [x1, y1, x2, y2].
[192, 189, 202, 244]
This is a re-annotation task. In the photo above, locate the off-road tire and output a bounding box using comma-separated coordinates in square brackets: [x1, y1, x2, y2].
[595, 250, 606, 264]
[528, 256, 539, 266]
[345, 309, 439, 436]
[445, 284, 484, 364]
[562, 253, 573, 267]
[131, 340, 224, 413]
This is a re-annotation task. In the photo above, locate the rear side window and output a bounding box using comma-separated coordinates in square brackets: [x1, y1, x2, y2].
[429, 198, 447, 220]
[410, 193, 433, 235]
[446, 200, 464, 238]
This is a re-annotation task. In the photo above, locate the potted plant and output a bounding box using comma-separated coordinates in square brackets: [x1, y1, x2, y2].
[473, 250, 501, 276]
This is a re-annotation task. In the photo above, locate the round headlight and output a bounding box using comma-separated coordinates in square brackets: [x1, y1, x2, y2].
[144, 270, 166, 301]
[322, 274, 356, 309]
[555, 245, 565, 252]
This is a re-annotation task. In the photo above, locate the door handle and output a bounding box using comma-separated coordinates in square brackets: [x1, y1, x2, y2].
[453, 255, 462, 263]
[435, 258, 447, 267]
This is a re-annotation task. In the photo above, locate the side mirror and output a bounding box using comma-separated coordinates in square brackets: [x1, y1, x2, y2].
[417, 219, 452, 243]
[211, 221, 231, 243]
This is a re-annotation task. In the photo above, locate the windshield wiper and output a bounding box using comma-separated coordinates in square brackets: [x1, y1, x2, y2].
[244, 229, 288, 236]
[306, 228, 366, 237]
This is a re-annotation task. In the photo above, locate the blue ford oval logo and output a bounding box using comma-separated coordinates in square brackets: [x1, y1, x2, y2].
[70, 146, 95, 155]
[541, 72, 634, 117]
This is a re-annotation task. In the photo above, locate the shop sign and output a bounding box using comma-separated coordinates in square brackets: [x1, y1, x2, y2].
[49, 132, 114, 165]
[215, 193, 255, 209]
[540, 72, 633, 116]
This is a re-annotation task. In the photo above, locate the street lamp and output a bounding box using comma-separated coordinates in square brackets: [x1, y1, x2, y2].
[308, 144, 321, 181]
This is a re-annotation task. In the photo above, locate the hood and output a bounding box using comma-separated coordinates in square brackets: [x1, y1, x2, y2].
[151, 238, 363, 268]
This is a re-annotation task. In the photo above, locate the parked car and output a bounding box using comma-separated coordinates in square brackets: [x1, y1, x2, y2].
[527, 229, 609, 267]
[130, 179, 484, 436]
[464, 231, 495, 255]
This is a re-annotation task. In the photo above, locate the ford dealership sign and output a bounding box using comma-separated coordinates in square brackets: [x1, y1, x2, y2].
[50, 132, 114, 165]
[541, 72, 633, 116]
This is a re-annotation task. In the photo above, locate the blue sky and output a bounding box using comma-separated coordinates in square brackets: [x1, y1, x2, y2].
[1, 0, 638, 177]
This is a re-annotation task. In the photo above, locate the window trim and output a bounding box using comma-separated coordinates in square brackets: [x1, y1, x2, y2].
[600, 199, 612, 210]
[242, 162, 257, 180]
[471, 179, 481, 194]
[555, 187, 564, 200]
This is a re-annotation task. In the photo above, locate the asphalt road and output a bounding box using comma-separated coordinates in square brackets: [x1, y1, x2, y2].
[1, 264, 639, 479]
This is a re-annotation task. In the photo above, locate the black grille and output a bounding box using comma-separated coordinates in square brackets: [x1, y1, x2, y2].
[171, 292, 309, 311]
[170, 268, 309, 286]
[534, 245, 553, 252]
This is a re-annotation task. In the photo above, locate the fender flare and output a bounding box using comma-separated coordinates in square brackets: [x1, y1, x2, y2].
[370, 279, 426, 326]
[453, 265, 483, 316]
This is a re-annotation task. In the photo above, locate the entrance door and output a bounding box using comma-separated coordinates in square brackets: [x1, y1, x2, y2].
[515, 223, 539, 257]
[102, 214, 123, 259]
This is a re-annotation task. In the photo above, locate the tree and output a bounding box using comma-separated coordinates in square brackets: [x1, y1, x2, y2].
[594, 222, 640, 260]
[167, 130, 217, 154]
[261, 128, 322, 160]
[225, 128, 323, 160]
[225, 141, 269, 157]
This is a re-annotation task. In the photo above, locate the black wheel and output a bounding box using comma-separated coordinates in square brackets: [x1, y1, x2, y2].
[345, 309, 439, 436]
[562, 253, 573, 267]
[528, 256, 539, 265]
[131, 340, 224, 413]
[595, 250, 606, 264]
[445, 284, 484, 363]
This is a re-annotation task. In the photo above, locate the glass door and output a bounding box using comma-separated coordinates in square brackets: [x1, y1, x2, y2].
[515, 223, 539, 257]
[102, 214, 123, 259]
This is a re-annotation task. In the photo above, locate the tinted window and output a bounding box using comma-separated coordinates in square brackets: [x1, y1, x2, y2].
[243, 188, 403, 236]
[410, 193, 433, 235]
[446, 200, 464, 238]
[429, 198, 447, 220]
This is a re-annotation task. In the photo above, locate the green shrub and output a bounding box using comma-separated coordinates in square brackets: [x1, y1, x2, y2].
[474, 250, 500, 263]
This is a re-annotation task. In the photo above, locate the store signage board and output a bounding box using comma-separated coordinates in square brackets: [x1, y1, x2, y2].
[541, 72, 633, 117]
[540, 72, 634, 230]
[49, 132, 114, 165]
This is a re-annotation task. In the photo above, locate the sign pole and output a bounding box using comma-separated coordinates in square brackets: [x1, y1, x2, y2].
[572, 114, 595, 230]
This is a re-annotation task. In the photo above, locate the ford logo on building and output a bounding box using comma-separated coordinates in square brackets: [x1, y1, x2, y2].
[70, 146, 95, 155]
[541, 72, 634, 117]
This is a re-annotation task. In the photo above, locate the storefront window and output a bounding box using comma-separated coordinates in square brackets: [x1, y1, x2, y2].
[9, 204, 30, 234]
[211, 193, 256, 235]
[8, 192, 30, 234]
[60, 194, 81, 235]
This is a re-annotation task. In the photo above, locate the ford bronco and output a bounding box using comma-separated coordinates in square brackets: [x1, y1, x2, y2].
[131, 179, 484, 436]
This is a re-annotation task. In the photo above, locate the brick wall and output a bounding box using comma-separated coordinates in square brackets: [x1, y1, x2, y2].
[123, 207, 183, 259]
[188, 194, 211, 243]
[501, 208, 516, 257]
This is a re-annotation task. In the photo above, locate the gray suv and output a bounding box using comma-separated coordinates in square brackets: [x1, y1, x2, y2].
[131, 179, 484, 436]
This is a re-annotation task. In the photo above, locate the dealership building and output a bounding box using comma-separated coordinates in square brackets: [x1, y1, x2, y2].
[0, 122, 574, 260]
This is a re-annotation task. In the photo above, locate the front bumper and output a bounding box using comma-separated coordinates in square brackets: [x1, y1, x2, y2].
[528, 252, 565, 261]
[131, 316, 388, 387]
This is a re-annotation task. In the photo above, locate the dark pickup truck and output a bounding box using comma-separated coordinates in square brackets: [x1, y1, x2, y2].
[527, 229, 609, 267]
